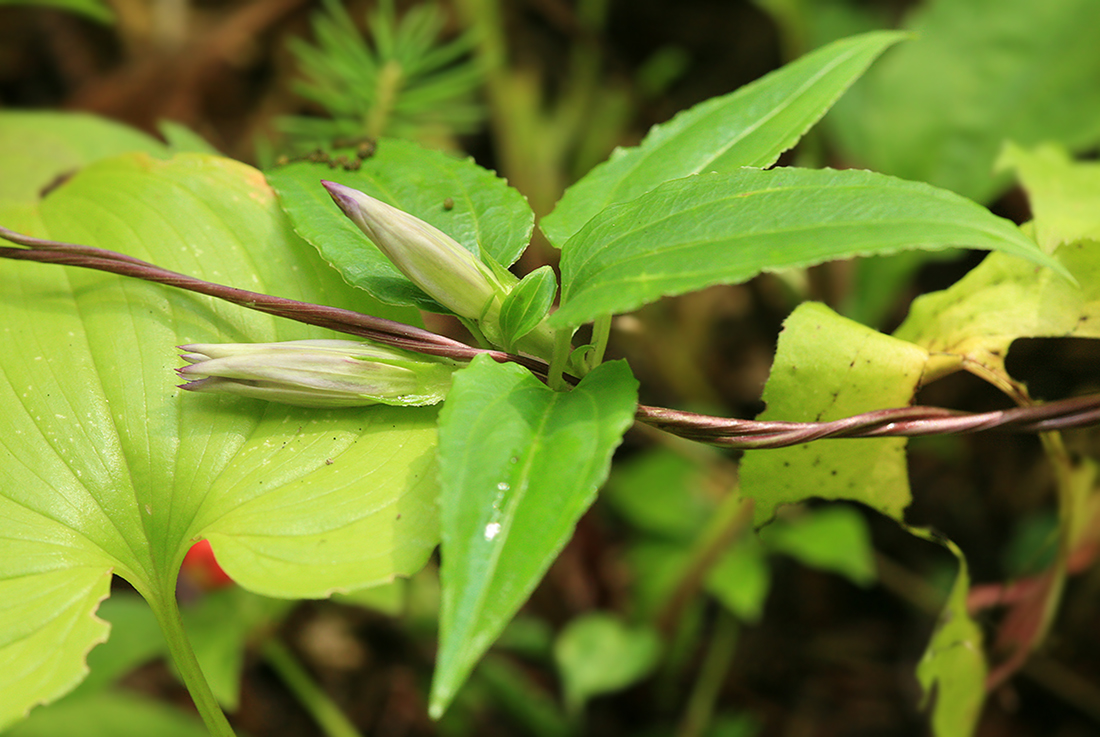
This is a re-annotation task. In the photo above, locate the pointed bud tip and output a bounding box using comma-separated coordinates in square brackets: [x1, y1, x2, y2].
[320, 180, 357, 214]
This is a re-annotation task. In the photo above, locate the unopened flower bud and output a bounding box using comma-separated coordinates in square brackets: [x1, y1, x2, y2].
[177, 339, 460, 408]
[322, 180, 505, 320]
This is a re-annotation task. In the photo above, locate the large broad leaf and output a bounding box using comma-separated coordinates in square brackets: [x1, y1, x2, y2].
[894, 144, 1100, 382]
[549, 167, 1064, 329]
[0, 152, 439, 727]
[430, 356, 638, 717]
[540, 30, 905, 247]
[737, 303, 985, 735]
[997, 142, 1100, 253]
[268, 138, 535, 311]
[827, 0, 1100, 204]
[740, 302, 929, 524]
[0, 112, 169, 233]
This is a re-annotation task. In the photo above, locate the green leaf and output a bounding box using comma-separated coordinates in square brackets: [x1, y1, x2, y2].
[759, 506, 877, 587]
[827, 0, 1100, 203]
[3, 691, 208, 737]
[553, 613, 661, 715]
[268, 139, 534, 310]
[498, 265, 557, 350]
[915, 536, 986, 737]
[0, 112, 168, 232]
[704, 538, 771, 623]
[998, 142, 1100, 252]
[550, 167, 1065, 329]
[0, 0, 114, 23]
[431, 356, 639, 717]
[740, 303, 929, 525]
[541, 30, 906, 247]
[602, 448, 713, 541]
[894, 241, 1100, 383]
[72, 594, 165, 695]
[332, 579, 406, 616]
[180, 589, 291, 710]
[156, 121, 221, 156]
[0, 152, 439, 726]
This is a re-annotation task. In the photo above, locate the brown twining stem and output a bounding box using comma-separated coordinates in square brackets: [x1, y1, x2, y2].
[4, 225, 1100, 447]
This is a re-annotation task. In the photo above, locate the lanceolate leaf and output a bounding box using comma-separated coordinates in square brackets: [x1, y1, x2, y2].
[268, 138, 534, 311]
[431, 356, 638, 717]
[540, 30, 906, 247]
[550, 167, 1065, 329]
[0, 152, 439, 727]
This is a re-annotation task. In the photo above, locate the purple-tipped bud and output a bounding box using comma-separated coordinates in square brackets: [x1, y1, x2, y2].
[322, 180, 504, 320]
[177, 339, 460, 408]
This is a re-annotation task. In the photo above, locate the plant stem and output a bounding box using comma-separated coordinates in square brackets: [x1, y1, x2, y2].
[548, 327, 573, 391]
[587, 313, 611, 371]
[676, 612, 738, 737]
[148, 592, 237, 737]
[656, 491, 753, 636]
[263, 638, 364, 737]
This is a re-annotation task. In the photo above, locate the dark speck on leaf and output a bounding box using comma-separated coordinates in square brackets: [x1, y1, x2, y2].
[40, 169, 77, 198]
[443, 197, 454, 210]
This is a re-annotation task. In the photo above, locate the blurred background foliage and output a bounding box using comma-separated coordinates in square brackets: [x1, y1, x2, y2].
[3, 0, 1100, 735]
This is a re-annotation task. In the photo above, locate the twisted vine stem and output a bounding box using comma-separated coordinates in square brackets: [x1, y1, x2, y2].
[4, 224, 1099, 448]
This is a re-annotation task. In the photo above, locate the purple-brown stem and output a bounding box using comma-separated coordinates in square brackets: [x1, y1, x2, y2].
[4, 224, 1100, 448]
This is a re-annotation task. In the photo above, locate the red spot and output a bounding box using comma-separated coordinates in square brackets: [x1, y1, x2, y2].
[181, 539, 234, 590]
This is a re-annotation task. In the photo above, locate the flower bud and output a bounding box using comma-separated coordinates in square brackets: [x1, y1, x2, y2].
[177, 339, 460, 408]
[322, 180, 505, 320]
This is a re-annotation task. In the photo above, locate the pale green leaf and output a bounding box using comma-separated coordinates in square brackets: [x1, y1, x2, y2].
[997, 142, 1100, 252]
[332, 579, 406, 616]
[0, 152, 438, 726]
[550, 167, 1064, 329]
[894, 241, 1100, 381]
[268, 139, 534, 310]
[828, 0, 1100, 203]
[498, 265, 557, 350]
[0, 570, 112, 728]
[541, 31, 906, 247]
[740, 302, 929, 525]
[0, 112, 168, 232]
[553, 613, 661, 715]
[3, 691, 208, 737]
[431, 356, 638, 717]
[915, 536, 986, 737]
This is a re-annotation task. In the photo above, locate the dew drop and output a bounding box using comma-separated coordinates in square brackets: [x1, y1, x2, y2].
[497, 481, 510, 492]
[484, 522, 502, 541]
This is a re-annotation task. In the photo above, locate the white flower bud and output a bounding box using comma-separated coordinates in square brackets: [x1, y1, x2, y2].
[177, 339, 459, 408]
[322, 181, 505, 320]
